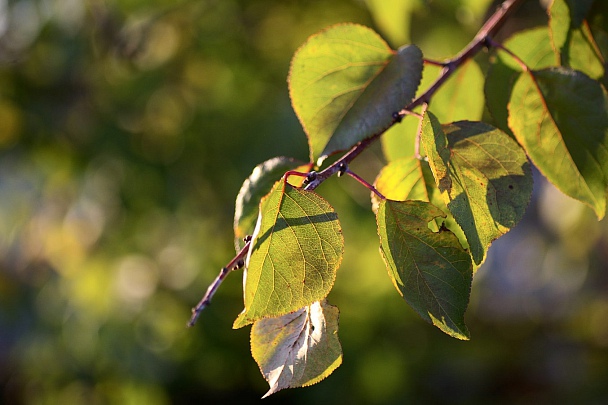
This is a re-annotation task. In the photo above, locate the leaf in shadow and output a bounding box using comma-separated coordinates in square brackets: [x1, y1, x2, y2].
[376, 199, 472, 339]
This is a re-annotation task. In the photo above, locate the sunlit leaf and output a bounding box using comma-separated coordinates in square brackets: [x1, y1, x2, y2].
[508, 67, 608, 219]
[485, 27, 557, 135]
[251, 300, 342, 398]
[376, 199, 472, 339]
[373, 157, 469, 253]
[549, 0, 571, 52]
[551, 0, 595, 32]
[233, 181, 343, 328]
[234, 157, 312, 251]
[289, 23, 423, 165]
[568, 24, 605, 80]
[372, 157, 439, 213]
[549, 0, 604, 80]
[421, 112, 533, 265]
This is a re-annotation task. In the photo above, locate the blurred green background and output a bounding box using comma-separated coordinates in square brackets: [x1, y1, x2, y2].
[1, 0, 607, 403]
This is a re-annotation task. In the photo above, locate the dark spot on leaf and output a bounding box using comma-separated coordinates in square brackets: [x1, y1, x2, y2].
[508, 185, 514, 189]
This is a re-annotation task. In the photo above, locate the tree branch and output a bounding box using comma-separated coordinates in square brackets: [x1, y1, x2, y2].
[303, 0, 526, 192]
[188, 0, 526, 326]
[188, 240, 251, 327]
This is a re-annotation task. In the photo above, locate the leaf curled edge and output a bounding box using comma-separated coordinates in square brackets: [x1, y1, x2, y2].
[234, 157, 311, 251]
[288, 23, 422, 165]
[251, 300, 342, 398]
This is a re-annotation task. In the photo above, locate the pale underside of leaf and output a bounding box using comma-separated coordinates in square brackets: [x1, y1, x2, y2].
[251, 300, 342, 398]
[319, 44, 423, 163]
[234, 157, 310, 251]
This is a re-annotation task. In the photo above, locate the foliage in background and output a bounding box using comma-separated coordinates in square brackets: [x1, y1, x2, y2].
[0, 0, 607, 404]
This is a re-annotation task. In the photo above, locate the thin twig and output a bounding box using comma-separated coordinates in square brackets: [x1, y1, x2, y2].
[187, 240, 251, 327]
[486, 36, 529, 71]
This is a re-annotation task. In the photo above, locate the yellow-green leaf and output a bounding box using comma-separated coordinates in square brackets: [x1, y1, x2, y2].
[373, 157, 470, 255]
[508, 67, 608, 219]
[289, 23, 423, 165]
[233, 181, 343, 328]
[549, 0, 604, 80]
[382, 60, 484, 162]
[485, 27, 558, 135]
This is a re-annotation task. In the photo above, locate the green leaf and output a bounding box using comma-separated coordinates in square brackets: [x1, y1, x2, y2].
[556, 0, 596, 30]
[372, 157, 440, 213]
[233, 181, 344, 328]
[568, 24, 605, 80]
[550, 0, 571, 52]
[549, 0, 604, 80]
[251, 300, 342, 398]
[508, 67, 608, 219]
[373, 157, 470, 255]
[234, 157, 311, 251]
[289, 23, 423, 165]
[485, 27, 558, 135]
[421, 112, 533, 265]
[376, 199, 472, 339]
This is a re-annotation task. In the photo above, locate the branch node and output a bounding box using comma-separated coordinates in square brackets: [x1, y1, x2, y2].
[337, 162, 348, 177]
[303, 171, 318, 186]
[392, 111, 404, 123]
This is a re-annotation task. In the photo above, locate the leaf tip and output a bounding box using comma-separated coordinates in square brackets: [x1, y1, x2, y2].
[232, 311, 252, 329]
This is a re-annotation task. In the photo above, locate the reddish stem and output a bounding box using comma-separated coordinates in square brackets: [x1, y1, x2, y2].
[344, 168, 386, 200]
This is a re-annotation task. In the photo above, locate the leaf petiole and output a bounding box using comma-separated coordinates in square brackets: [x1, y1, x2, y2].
[486, 36, 529, 71]
[283, 170, 314, 187]
[338, 163, 386, 200]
